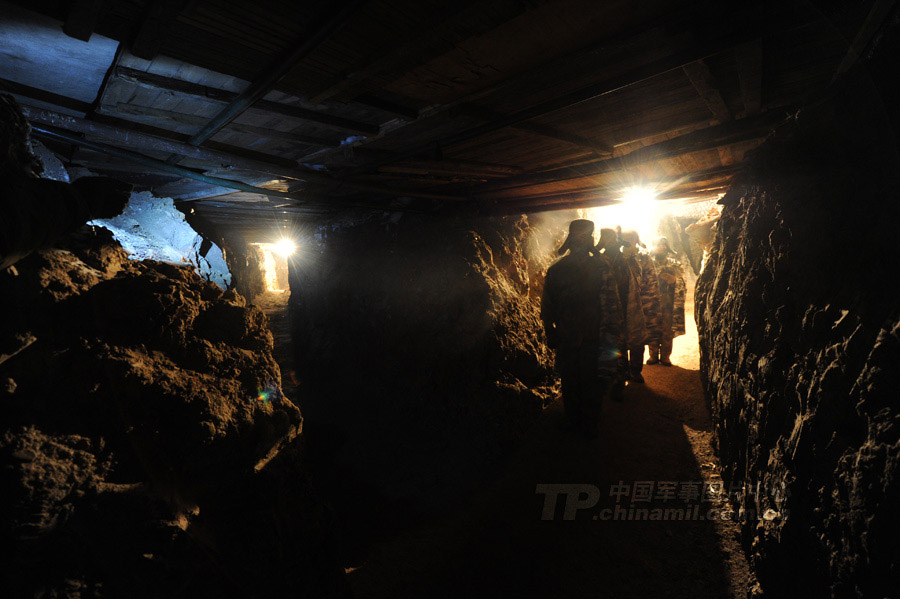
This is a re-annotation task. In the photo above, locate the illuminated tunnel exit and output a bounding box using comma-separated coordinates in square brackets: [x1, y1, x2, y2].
[252, 239, 295, 293]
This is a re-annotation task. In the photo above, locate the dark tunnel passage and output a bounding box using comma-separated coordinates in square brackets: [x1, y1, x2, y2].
[2, 1, 900, 598]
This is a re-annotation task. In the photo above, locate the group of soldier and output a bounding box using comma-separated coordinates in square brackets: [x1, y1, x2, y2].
[540, 219, 686, 438]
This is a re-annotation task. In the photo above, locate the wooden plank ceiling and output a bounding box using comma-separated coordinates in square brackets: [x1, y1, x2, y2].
[0, 0, 880, 226]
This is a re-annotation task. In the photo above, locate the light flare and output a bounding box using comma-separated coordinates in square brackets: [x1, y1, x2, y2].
[586, 185, 661, 244]
[274, 238, 297, 257]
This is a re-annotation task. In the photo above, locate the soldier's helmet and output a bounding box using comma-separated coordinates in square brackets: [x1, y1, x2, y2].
[557, 219, 595, 255]
[597, 228, 619, 249]
[620, 230, 643, 248]
[653, 236, 677, 255]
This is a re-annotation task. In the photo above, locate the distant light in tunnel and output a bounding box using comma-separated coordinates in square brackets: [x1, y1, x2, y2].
[274, 238, 297, 257]
[616, 186, 659, 245]
[620, 185, 658, 205]
[587, 185, 661, 245]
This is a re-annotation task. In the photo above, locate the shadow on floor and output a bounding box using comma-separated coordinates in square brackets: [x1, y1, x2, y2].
[343, 363, 746, 598]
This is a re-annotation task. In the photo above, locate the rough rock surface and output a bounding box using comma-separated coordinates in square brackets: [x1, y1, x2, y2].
[86, 188, 232, 290]
[225, 241, 268, 301]
[1, 229, 347, 597]
[696, 23, 900, 599]
[290, 214, 556, 523]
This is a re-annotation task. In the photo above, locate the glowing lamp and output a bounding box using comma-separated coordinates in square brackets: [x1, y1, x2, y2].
[274, 238, 297, 257]
[620, 186, 657, 205]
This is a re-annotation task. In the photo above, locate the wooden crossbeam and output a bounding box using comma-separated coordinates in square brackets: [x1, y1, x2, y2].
[115, 66, 378, 135]
[0, 78, 317, 168]
[341, 9, 801, 178]
[112, 103, 343, 147]
[453, 104, 614, 155]
[295, 6, 772, 167]
[0, 77, 92, 113]
[354, 93, 420, 120]
[682, 60, 732, 122]
[477, 108, 793, 193]
[379, 159, 524, 178]
[172, 0, 369, 162]
[306, 0, 505, 103]
[21, 104, 466, 202]
[489, 165, 740, 214]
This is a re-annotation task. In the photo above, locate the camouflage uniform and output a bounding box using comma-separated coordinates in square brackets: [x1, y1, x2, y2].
[648, 253, 686, 363]
[603, 249, 662, 395]
[541, 250, 622, 434]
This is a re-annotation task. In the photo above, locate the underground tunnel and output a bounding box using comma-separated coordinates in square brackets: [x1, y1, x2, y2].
[1, 1, 898, 597]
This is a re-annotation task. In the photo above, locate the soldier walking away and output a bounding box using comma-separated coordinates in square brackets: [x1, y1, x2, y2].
[541, 220, 621, 439]
[598, 229, 660, 399]
[618, 230, 662, 383]
[647, 237, 686, 366]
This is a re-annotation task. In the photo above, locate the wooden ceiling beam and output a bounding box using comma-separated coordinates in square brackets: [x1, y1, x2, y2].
[31, 126, 353, 208]
[475, 108, 793, 193]
[0, 76, 92, 113]
[295, 5, 756, 167]
[379, 159, 523, 178]
[489, 164, 739, 214]
[21, 104, 465, 202]
[453, 103, 614, 155]
[23, 104, 302, 172]
[306, 0, 514, 103]
[115, 66, 379, 135]
[682, 60, 732, 123]
[353, 93, 420, 120]
[168, 0, 369, 164]
[487, 164, 740, 203]
[111, 102, 343, 147]
[341, 8, 801, 178]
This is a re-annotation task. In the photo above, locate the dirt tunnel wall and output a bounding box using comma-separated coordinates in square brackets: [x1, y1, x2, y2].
[695, 15, 900, 598]
[0, 96, 350, 597]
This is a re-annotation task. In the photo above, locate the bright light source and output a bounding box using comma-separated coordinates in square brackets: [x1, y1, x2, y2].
[585, 185, 661, 244]
[620, 186, 657, 205]
[274, 238, 296, 257]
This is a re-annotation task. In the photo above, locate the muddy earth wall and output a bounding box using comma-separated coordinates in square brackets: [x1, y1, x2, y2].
[0, 106, 348, 596]
[696, 15, 900, 598]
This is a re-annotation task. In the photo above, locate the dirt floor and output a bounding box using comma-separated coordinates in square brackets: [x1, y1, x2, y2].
[261, 285, 751, 598]
[254, 290, 299, 397]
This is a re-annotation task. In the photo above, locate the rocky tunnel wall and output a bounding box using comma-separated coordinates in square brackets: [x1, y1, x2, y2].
[696, 15, 900, 599]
